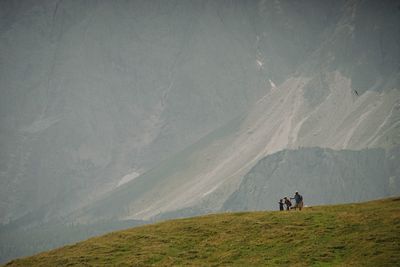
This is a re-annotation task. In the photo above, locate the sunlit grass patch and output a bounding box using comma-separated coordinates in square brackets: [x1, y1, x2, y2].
[4, 197, 400, 267]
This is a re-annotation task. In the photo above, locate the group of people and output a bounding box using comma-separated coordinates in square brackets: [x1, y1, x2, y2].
[278, 191, 304, 211]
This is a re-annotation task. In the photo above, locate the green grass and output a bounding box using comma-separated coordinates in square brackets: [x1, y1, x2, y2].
[4, 197, 400, 266]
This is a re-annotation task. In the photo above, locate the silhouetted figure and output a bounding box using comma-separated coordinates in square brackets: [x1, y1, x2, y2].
[278, 199, 284, 211]
[290, 191, 304, 210]
[284, 197, 292, 210]
[354, 90, 359, 96]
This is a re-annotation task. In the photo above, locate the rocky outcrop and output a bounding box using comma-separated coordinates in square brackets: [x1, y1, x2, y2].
[223, 147, 400, 211]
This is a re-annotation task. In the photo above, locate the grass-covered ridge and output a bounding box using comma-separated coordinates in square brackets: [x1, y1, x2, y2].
[5, 198, 400, 266]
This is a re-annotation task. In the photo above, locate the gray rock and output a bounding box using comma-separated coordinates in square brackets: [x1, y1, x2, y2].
[223, 147, 400, 211]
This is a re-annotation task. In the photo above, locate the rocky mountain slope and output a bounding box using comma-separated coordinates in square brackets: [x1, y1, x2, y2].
[224, 147, 400, 212]
[0, 0, 399, 263]
[1, 0, 269, 224]
[70, 0, 400, 223]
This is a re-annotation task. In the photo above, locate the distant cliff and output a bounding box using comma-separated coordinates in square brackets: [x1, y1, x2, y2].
[223, 147, 400, 211]
[1, 0, 399, 263]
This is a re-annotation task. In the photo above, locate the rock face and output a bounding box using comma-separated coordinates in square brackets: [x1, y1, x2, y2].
[0, 0, 269, 224]
[0, 0, 399, 262]
[223, 147, 400, 212]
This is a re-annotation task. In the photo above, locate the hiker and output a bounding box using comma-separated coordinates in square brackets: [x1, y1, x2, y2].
[284, 197, 292, 210]
[278, 199, 284, 211]
[291, 191, 304, 211]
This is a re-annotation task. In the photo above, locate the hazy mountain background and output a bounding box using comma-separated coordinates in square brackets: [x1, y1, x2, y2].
[1, 0, 399, 263]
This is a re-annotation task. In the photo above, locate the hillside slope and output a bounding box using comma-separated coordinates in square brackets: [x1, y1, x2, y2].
[69, 1, 400, 222]
[2, 0, 399, 227]
[1, 0, 399, 263]
[5, 198, 400, 267]
[223, 147, 400, 212]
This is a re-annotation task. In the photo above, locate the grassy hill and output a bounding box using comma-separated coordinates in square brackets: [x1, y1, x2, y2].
[4, 198, 400, 266]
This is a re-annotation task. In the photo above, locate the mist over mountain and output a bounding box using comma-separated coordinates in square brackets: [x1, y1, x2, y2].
[0, 0, 399, 263]
[0, 0, 264, 224]
[223, 147, 400, 211]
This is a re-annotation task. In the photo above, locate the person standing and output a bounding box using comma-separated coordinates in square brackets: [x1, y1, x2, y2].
[284, 197, 292, 210]
[291, 191, 304, 210]
[278, 199, 284, 211]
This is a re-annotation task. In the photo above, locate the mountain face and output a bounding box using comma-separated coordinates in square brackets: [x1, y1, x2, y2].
[223, 147, 400, 212]
[0, 0, 399, 263]
[0, 0, 268, 224]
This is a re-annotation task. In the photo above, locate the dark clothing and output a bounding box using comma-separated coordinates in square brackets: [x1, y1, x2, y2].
[284, 199, 292, 210]
[291, 193, 304, 210]
[279, 201, 284, 211]
[294, 194, 303, 204]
